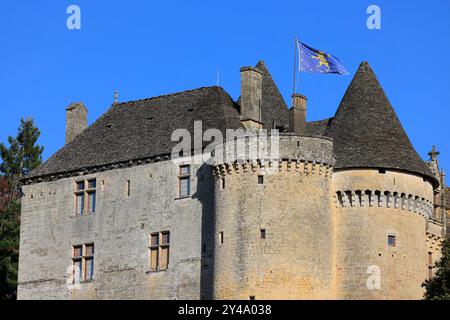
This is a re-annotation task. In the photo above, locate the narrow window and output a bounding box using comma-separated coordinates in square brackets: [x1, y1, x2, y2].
[160, 231, 170, 270]
[72, 243, 94, 283]
[388, 235, 396, 247]
[428, 252, 433, 280]
[72, 245, 83, 283]
[75, 181, 85, 214]
[87, 179, 96, 213]
[149, 231, 170, 271]
[127, 180, 131, 197]
[220, 231, 224, 244]
[84, 244, 95, 281]
[76, 193, 85, 215]
[260, 229, 266, 239]
[179, 165, 191, 197]
[221, 177, 225, 190]
[258, 175, 264, 185]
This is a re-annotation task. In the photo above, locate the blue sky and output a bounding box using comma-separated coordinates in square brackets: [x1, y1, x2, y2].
[1, 0, 449, 174]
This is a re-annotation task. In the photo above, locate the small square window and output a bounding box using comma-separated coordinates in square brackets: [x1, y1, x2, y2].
[249, 296, 255, 300]
[180, 165, 190, 175]
[76, 181, 85, 191]
[258, 175, 264, 185]
[379, 169, 386, 174]
[88, 179, 96, 189]
[151, 233, 159, 247]
[260, 229, 266, 239]
[161, 232, 170, 245]
[388, 235, 396, 247]
[85, 244, 94, 256]
[73, 245, 83, 257]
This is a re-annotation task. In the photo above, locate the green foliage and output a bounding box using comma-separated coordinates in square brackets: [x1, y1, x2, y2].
[0, 118, 43, 300]
[0, 200, 20, 300]
[423, 238, 450, 300]
[0, 118, 44, 197]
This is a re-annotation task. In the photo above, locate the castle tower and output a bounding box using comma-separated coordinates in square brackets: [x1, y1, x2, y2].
[327, 62, 441, 299]
[211, 133, 335, 299]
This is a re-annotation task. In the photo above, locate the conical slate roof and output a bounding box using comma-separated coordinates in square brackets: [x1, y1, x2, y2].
[255, 61, 289, 129]
[326, 62, 435, 182]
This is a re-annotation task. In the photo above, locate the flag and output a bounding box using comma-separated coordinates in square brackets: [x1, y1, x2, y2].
[297, 41, 348, 75]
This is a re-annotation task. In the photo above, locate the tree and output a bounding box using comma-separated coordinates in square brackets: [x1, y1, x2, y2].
[0, 118, 43, 300]
[0, 177, 9, 213]
[0, 118, 44, 201]
[423, 238, 450, 300]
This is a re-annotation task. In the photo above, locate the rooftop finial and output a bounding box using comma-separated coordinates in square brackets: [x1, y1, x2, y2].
[428, 145, 440, 161]
[114, 91, 119, 104]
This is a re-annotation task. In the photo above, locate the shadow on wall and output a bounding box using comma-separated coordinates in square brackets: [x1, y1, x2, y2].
[192, 163, 216, 300]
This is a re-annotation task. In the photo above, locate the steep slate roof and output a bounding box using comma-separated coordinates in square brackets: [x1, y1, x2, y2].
[255, 61, 289, 129]
[325, 62, 435, 181]
[28, 60, 436, 186]
[306, 118, 333, 136]
[29, 86, 242, 178]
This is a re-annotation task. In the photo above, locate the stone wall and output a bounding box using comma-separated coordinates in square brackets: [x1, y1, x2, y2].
[17, 134, 444, 300]
[210, 135, 335, 299]
[18, 159, 213, 300]
[333, 169, 437, 299]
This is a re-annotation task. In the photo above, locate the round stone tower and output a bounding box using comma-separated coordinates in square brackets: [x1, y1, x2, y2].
[211, 133, 335, 299]
[328, 62, 441, 299]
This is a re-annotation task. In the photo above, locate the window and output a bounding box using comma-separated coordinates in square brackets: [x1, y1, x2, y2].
[72, 243, 94, 283]
[149, 231, 170, 272]
[178, 165, 191, 197]
[258, 175, 264, 185]
[379, 169, 386, 174]
[219, 231, 224, 244]
[387, 235, 396, 247]
[428, 252, 433, 279]
[249, 296, 255, 300]
[260, 229, 266, 239]
[221, 177, 225, 190]
[75, 179, 96, 214]
[127, 180, 131, 197]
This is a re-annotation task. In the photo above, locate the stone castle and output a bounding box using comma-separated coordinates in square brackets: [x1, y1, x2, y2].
[17, 61, 449, 299]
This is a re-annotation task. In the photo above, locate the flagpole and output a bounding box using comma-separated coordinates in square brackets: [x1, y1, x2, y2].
[293, 37, 298, 97]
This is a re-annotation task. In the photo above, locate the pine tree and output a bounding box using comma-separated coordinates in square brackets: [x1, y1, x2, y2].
[423, 238, 450, 300]
[0, 118, 43, 300]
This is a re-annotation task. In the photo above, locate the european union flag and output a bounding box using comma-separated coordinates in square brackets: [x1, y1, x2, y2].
[298, 41, 348, 75]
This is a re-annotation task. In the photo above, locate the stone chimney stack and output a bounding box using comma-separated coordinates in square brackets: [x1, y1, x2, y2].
[240, 66, 263, 129]
[289, 94, 307, 134]
[66, 102, 88, 144]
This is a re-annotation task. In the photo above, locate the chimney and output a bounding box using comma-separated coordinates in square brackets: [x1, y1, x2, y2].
[66, 102, 88, 144]
[289, 94, 307, 134]
[240, 66, 263, 129]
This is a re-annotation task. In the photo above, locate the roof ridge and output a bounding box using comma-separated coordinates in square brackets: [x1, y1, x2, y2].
[115, 86, 225, 106]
